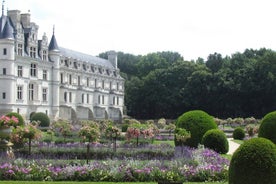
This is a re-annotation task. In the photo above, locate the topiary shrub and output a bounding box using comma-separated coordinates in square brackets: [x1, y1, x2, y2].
[175, 110, 217, 147]
[233, 127, 245, 140]
[6, 112, 24, 126]
[30, 112, 50, 127]
[174, 128, 191, 146]
[202, 129, 229, 154]
[259, 111, 276, 144]
[229, 138, 276, 184]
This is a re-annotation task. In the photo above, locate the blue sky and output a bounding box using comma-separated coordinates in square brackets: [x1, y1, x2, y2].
[6, 0, 276, 60]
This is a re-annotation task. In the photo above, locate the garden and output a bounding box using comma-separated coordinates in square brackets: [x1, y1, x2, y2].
[0, 110, 276, 183]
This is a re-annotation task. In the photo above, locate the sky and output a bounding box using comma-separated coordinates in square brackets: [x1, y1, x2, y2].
[5, 0, 276, 60]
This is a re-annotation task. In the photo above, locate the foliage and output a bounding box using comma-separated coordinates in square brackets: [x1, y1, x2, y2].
[121, 48, 276, 120]
[30, 112, 50, 127]
[51, 119, 73, 140]
[11, 122, 42, 154]
[0, 146, 228, 182]
[157, 118, 166, 129]
[78, 125, 100, 143]
[229, 138, 276, 184]
[176, 110, 217, 147]
[174, 128, 191, 146]
[232, 127, 245, 140]
[245, 124, 259, 137]
[0, 115, 19, 128]
[6, 112, 24, 126]
[125, 123, 156, 146]
[202, 129, 229, 154]
[259, 111, 276, 144]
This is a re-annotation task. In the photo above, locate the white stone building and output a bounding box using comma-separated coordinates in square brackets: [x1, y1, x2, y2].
[0, 8, 124, 122]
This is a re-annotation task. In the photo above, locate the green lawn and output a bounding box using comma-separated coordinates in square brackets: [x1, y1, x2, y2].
[232, 139, 244, 144]
[0, 182, 227, 184]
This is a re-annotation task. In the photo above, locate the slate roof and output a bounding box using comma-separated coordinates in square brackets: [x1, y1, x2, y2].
[59, 47, 114, 69]
[0, 15, 14, 39]
[48, 33, 59, 51]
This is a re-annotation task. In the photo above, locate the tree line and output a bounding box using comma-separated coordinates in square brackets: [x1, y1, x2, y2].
[99, 48, 276, 120]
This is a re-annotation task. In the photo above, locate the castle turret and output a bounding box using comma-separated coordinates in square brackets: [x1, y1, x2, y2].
[0, 18, 15, 60]
[48, 28, 60, 119]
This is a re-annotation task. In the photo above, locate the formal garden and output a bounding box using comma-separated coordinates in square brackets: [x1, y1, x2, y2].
[0, 110, 276, 184]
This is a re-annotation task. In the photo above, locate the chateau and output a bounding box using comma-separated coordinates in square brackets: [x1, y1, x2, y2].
[0, 8, 125, 122]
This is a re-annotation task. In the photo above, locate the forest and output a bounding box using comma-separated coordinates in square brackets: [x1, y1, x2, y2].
[99, 48, 276, 120]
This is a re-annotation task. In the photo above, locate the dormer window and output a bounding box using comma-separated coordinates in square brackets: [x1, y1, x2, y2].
[30, 47, 36, 58]
[42, 50, 47, 60]
[18, 44, 23, 56]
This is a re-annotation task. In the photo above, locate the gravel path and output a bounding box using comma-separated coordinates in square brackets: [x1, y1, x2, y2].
[227, 138, 241, 155]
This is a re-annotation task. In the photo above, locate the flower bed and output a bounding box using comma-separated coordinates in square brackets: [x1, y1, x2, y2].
[0, 146, 229, 182]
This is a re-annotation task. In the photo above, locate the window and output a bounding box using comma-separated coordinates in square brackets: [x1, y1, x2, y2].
[113, 96, 116, 105]
[69, 74, 72, 85]
[69, 92, 72, 102]
[2, 92, 6, 99]
[42, 88, 47, 102]
[29, 83, 34, 101]
[102, 80, 105, 89]
[43, 70, 47, 80]
[30, 47, 36, 58]
[82, 94, 84, 103]
[30, 63, 37, 77]
[64, 92, 67, 102]
[117, 97, 119, 105]
[78, 76, 81, 86]
[17, 66, 23, 77]
[17, 86, 23, 100]
[87, 94, 89, 103]
[86, 77, 89, 87]
[60, 73, 64, 83]
[102, 95, 105, 104]
[42, 50, 47, 60]
[110, 81, 112, 90]
[18, 44, 23, 56]
[3, 48, 7, 55]
[98, 95, 101, 104]
[95, 79, 97, 88]
[117, 82, 119, 90]
[3, 68, 6, 75]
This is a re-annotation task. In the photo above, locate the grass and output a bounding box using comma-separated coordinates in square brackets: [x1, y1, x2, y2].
[153, 140, 175, 146]
[0, 182, 227, 184]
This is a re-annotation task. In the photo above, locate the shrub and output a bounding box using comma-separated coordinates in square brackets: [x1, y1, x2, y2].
[30, 112, 50, 127]
[121, 124, 128, 132]
[175, 110, 217, 147]
[202, 129, 229, 154]
[232, 127, 245, 140]
[229, 138, 276, 184]
[6, 112, 24, 126]
[174, 128, 191, 146]
[259, 111, 276, 144]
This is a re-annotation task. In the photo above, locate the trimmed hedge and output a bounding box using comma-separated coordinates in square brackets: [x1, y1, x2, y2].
[229, 138, 276, 184]
[175, 110, 217, 147]
[202, 129, 229, 154]
[259, 111, 276, 144]
[233, 127, 245, 140]
[6, 112, 24, 126]
[30, 112, 50, 127]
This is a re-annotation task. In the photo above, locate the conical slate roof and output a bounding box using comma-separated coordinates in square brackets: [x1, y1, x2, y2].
[48, 33, 59, 51]
[1, 18, 14, 39]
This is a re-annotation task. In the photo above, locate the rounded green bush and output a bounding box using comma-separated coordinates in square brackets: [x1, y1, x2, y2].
[229, 138, 276, 184]
[259, 111, 276, 144]
[233, 127, 245, 140]
[175, 110, 217, 147]
[202, 129, 229, 154]
[6, 112, 24, 126]
[30, 112, 50, 127]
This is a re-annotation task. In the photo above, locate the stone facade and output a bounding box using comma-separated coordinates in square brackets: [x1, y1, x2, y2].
[0, 9, 124, 122]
